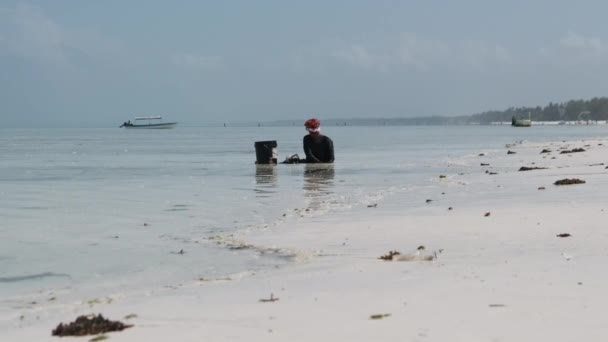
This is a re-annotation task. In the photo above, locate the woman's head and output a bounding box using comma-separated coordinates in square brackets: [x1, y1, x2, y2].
[304, 118, 321, 134]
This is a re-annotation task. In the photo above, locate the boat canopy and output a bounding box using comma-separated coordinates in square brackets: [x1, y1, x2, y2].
[135, 116, 163, 120]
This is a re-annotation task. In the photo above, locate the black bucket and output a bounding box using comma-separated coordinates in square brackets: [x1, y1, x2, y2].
[254, 140, 278, 164]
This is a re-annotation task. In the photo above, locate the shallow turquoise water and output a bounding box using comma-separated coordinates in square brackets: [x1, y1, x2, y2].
[0, 125, 605, 298]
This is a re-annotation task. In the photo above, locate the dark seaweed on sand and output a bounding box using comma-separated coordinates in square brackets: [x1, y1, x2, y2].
[379, 251, 401, 261]
[52, 314, 132, 337]
[518, 166, 548, 171]
[560, 148, 585, 154]
[554, 178, 586, 185]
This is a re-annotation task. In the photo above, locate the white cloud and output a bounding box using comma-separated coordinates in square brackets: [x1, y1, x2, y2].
[0, 3, 69, 65]
[394, 32, 450, 70]
[458, 40, 513, 70]
[0, 3, 131, 70]
[171, 53, 225, 71]
[559, 31, 607, 57]
[536, 31, 608, 66]
[330, 44, 390, 71]
[327, 33, 511, 72]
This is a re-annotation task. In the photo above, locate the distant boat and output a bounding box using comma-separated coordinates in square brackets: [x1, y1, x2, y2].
[512, 113, 531, 127]
[120, 116, 177, 129]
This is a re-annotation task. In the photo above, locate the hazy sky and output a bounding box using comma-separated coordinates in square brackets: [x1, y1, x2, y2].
[2, 0, 608, 127]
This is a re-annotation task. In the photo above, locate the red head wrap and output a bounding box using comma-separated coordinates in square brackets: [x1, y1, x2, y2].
[304, 118, 321, 132]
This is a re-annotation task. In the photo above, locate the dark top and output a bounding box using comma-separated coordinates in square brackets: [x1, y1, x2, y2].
[303, 134, 334, 163]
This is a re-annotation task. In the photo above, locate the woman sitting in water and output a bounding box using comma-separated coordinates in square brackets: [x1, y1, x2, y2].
[303, 118, 334, 163]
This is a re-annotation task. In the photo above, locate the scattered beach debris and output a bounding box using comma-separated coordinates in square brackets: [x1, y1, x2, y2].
[538, 187, 546, 190]
[484, 212, 491, 217]
[561, 252, 573, 261]
[367, 203, 378, 208]
[488, 172, 498, 175]
[379, 246, 438, 262]
[480, 163, 490, 166]
[478, 153, 485, 156]
[556, 233, 571, 238]
[439, 175, 446, 178]
[448, 207, 453, 211]
[198, 276, 233, 282]
[554, 178, 586, 185]
[259, 293, 279, 303]
[87, 298, 104, 307]
[170, 249, 186, 255]
[540, 149, 552, 154]
[89, 335, 108, 342]
[143, 223, 149, 227]
[488, 304, 506, 308]
[369, 313, 391, 320]
[379, 251, 401, 261]
[560, 148, 585, 154]
[52, 314, 133, 337]
[518, 166, 548, 171]
[505, 141, 523, 148]
[589, 163, 605, 166]
[425, 199, 433, 203]
[123, 314, 137, 320]
[507, 150, 516, 154]
[228, 243, 254, 250]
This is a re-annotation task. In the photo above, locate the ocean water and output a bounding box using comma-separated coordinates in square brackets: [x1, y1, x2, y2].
[0, 125, 605, 300]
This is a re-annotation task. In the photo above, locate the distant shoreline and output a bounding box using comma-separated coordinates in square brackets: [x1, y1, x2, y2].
[224, 119, 608, 127]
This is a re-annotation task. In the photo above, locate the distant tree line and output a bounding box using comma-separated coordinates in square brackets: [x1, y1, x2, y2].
[470, 97, 608, 124]
[257, 96, 608, 126]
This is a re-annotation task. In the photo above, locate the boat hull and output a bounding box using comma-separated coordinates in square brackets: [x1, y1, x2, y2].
[512, 120, 531, 127]
[124, 122, 177, 129]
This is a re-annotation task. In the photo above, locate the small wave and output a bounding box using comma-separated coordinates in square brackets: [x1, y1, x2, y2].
[0, 272, 70, 283]
[208, 235, 314, 262]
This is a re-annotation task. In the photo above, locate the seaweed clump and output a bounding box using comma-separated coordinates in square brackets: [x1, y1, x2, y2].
[554, 178, 586, 185]
[379, 251, 401, 261]
[370, 313, 391, 320]
[560, 148, 585, 154]
[52, 314, 133, 337]
[518, 166, 548, 171]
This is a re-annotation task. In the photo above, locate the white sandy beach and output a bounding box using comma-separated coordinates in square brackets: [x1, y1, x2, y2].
[4, 137, 608, 342]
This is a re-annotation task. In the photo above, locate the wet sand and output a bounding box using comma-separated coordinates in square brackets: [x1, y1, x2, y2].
[3, 138, 608, 341]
